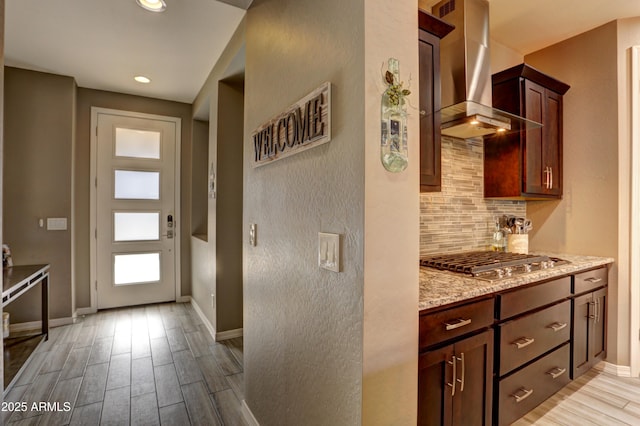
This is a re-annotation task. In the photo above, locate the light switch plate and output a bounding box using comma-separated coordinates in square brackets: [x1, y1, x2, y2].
[47, 217, 68, 231]
[318, 232, 340, 272]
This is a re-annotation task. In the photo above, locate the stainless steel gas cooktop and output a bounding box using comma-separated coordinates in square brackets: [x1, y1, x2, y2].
[420, 251, 569, 281]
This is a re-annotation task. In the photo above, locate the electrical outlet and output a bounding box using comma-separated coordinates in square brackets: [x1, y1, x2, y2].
[318, 232, 340, 272]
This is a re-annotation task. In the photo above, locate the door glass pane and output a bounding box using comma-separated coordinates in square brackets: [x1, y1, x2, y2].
[114, 253, 160, 285]
[115, 128, 161, 159]
[114, 170, 160, 200]
[114, 212, 159, 241]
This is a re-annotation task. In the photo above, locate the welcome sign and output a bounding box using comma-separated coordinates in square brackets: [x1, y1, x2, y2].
[252, 82, 331, 167]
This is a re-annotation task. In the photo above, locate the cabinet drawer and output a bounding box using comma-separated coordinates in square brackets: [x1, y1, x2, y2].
[498, 343, 570, 426]
[498, 277, 571, 319]
[420, 298, 494, 349]
[499, 300, 570, 375]
[574, 267, 608, 294]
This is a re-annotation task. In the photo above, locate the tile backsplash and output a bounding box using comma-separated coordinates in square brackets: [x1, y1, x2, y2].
[420, 136, 525, 255]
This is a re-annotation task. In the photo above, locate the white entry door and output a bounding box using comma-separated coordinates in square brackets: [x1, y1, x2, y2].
[93, 110, 180, 309]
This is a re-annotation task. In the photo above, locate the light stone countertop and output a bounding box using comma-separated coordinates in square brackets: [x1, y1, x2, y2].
[419, 253, 614, 311]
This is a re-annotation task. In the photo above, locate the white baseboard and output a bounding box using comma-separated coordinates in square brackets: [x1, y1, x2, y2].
[602, 361, 632, 377]
[241, 400, 259, 426]
[216, 328, 243, 341]
[190, 298, 216, 341]
[9, 317, 74, 333]
[75, 307, 97, 316]
[176, 296, 191, 303]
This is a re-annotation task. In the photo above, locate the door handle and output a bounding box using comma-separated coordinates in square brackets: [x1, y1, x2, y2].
[456, 352, 465, 392]
[166, 214, 174, 239]
[549, 167, 553, 189]
[446, 355, 456, 397]
[588, 301, 596, 319]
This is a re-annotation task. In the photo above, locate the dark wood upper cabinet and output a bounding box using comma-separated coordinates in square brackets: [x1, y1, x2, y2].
[419, 10, 454, 193]
[484, 64, 570, 199]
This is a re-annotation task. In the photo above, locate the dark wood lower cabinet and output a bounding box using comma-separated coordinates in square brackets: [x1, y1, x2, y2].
[497, 343, 571, 426]
[419, 266, 609, 425]
[418, 330, 493, 426]
[572, 287, 607, 378]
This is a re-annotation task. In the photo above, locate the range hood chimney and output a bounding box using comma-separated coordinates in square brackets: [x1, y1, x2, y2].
[432, 0, 541, 139]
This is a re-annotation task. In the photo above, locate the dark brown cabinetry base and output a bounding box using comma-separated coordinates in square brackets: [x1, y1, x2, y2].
[572, 268, 608, 379]
[419, 265, 609, 425]
[419, 329, 493, 426]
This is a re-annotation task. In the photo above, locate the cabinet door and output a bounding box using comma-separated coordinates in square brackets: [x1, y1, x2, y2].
[522, 79, 546, 195]
[419, 29, 441, 192]
[590, 288, 607, 362]
[542, 89, 562, 196]
[452, 330, 494, 426]
[572, 292, 592, 379]
[419, 344, 454, 426]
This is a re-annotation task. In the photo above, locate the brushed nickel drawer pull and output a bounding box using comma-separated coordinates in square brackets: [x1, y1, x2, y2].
[595, 298, 600, 323]
[512, 337, 535, 349]
[512, 387, 534, 403]
[548, 322, 568, 332]
[585, 277, 603, 284]
[546, 367, 567, 379]
[446, 356, 456, 397]
[588, 301, 596, 319]
[444, 318, 472, 331]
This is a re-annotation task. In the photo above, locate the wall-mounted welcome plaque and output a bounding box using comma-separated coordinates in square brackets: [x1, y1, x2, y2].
[252, 82, 331, 167]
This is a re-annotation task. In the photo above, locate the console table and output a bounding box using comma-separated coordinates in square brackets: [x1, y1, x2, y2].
[2, 264, 50, 392]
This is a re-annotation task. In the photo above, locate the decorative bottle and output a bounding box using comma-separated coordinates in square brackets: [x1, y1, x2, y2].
[381, 58, 409, 173]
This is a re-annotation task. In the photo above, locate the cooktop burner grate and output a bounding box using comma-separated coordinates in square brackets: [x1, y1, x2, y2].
[420, 251, 553, 277]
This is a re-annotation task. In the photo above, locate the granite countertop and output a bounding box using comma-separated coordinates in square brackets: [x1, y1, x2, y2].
[419, 253, 614, 311]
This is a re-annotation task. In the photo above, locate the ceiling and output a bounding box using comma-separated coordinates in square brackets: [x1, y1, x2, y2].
[4, 0, 247, 103]
[5, 0, 640, 104]
[489, 0, 640, 55]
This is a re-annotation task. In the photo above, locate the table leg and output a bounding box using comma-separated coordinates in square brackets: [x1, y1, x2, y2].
[42, 274, 49, 341]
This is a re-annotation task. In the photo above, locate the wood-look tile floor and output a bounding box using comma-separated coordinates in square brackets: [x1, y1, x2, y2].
[514, 363, 640, 425]
[2, 302, 247, 426]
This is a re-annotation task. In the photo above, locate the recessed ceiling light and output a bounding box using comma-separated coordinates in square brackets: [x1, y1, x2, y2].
[134, 75, 151, 84]
[136, 0, 167, 12]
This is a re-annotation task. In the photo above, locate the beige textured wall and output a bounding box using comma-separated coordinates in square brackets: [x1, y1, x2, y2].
[190, 18, 245, 334]
[75, 88, 192, 308]
[362, 1, 420, 423]
[614, 17, 640, 369]
[215, 80, 243, 332]
[4, 67, 75, 322]
[191, 119, 209, 237]
[244, 0, 418, 423]
[244, 0, 365, 423]
[524, 22, 622, 362]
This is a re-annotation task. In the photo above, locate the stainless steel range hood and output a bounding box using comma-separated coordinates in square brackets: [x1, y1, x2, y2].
[432, 0, 541, 139]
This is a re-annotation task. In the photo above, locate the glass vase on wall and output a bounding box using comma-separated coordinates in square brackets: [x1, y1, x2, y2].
[381, 58, 409, 173]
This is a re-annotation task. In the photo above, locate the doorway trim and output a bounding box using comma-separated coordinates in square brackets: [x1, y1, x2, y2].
[89, 107, 182, 311]
[630, 46, 640, 377]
